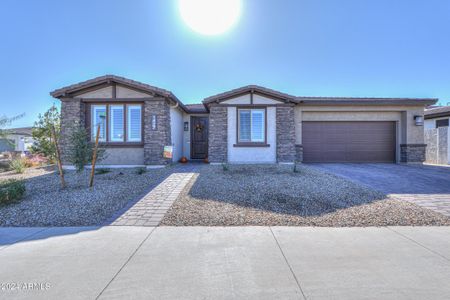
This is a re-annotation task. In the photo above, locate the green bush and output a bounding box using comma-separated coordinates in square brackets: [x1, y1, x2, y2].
[68, 125, 106, 172]
[0, 179, 26, 204]
[136, 167, 147, 175]
[95, 168, 110, 175]
[9, 158, 26, 174]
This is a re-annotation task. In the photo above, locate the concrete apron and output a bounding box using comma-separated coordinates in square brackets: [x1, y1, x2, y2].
[0, 226, 450, 300]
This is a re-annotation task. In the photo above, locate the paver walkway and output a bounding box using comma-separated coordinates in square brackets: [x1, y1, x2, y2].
[110, 164, 199, 226]
[310, 163, 450, 216]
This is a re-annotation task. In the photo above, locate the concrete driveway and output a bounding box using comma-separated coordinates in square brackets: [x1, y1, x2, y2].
[310, 163, 450, 216]
[1, 226, 450, 300]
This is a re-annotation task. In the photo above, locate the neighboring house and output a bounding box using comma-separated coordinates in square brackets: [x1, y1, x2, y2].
[424, 106, 450, 165]
[51, 75, 436, 167]
[424, 106, 450, 129]
[0, 127, 34, 153]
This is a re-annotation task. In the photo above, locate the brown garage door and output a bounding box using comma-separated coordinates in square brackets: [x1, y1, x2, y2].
[302, 121, 396, 163]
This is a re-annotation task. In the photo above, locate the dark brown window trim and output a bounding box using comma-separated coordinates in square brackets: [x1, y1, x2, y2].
[233, 143, 270, 148]
[98, 143, 144, 148]
[236, 106, 268, 145]
[86, 102, 144, 144]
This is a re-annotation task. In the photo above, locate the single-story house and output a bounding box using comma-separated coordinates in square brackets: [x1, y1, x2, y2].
[0, 127, 34, 153]
[424, 106, 450, 129]
[50, 75, 437, 167]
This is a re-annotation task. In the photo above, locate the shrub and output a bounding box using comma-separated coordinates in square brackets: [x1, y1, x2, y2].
[95, 168, 110, 175]
[222, 163, 229, 171]
[136, 167, 147, 175]
[9, 158, 26, 173]
[26, 154, 49, 167]
[0, 179, 26, 204]
[67, 125, 106, 172]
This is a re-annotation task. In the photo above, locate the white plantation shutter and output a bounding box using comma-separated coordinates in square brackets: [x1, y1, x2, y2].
[92, 105, 106, 141]
[238, 109, 265, 143]
[109, 105, 124, 142]
[239, 110, 251, 142]
[251, 110, 264, 142]
[127, 105, 142, 142]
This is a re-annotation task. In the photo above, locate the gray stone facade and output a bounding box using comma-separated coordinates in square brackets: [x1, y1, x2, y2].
[425, 127, 449, 165]
[400, 144, 426, 163]
[208, 105, 228, 163]
[295, 144, 303, 162]
[60, 98, 86, 164]
[276, 106, 296, 163]
[144, 99, 172, 165]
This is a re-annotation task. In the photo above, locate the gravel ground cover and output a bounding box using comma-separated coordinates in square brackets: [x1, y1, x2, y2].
[0, 166, 173, 226]
[162, 164, 450, 226]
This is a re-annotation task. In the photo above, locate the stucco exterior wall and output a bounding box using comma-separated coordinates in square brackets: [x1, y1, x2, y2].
[116, 86, 151, 98]
[76, 86, 113, 98]
[227, 106, 276, 163]
[100, 148, 144, 165]
[170, 107, 184, 162]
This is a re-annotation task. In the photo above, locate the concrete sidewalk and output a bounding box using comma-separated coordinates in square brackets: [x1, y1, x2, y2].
[1, 226, 450, 300]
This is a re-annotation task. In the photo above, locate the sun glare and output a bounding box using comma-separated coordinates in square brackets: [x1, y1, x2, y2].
[178, 0, 242, 36]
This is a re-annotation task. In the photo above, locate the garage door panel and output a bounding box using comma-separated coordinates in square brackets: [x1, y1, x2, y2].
[303, 121, 396, 163]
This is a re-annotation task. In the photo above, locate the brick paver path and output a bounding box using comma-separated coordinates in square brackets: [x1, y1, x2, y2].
[111, 165, 199, 226]
[310, 163, 450, 217]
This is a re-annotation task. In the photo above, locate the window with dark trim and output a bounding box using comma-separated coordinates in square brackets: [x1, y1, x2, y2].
[90, 103, 142, 143]
[436, 119, 449, 128]
[237, 108, 266, 144]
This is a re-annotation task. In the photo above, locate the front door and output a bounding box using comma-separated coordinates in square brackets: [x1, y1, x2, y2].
[191, 117, 209, 159]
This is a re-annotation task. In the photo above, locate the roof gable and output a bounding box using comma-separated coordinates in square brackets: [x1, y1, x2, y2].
[50, 75, 173, 98]
[202, 85, 298, 104]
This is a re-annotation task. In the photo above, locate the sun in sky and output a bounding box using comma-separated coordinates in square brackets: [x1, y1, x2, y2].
[178, 0, 242, 35]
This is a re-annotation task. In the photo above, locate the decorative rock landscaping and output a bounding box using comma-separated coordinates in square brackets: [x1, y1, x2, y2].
[161, 164, 450, 226]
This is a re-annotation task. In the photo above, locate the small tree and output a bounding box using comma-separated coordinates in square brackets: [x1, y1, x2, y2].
[67, 124, 106, 172]
[31, 105, 60, 162]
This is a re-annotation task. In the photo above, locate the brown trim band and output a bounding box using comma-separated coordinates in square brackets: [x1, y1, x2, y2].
[219, 103, 295, 107]
[233, 143, 270, 148]
[400, 144, 427, 147]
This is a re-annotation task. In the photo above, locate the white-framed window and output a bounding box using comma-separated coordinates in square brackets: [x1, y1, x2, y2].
[238, 108, 265, 143]
[91, 105, 106, 141]
[127, 105, 142, 142]
[109, 105, 124, 142]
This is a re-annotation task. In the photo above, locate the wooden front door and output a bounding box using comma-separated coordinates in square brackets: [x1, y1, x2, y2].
[191, 116, 209, 159]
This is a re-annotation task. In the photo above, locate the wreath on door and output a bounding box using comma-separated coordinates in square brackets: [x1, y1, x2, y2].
[195, 123, 203, 132]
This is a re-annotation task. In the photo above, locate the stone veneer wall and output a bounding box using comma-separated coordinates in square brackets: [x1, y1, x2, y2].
[60, 98, 86, 164]
[400, 144, 426, 163]
[208, 105, 227, 163]
[276, 106, 296, 163]
[144, 99, 172, 165]
[425, 127, 449, 165]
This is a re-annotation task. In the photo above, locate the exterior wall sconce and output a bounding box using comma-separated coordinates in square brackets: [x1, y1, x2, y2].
[414, 115, 424, 126]
[184, 121, 189, 131]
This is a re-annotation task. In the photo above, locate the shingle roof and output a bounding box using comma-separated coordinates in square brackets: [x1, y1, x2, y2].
[425, 106, 450, 119]
[297, 96, 438, 105]
[6, 127, 33, 136]
[202, 85, 298, 104]
[185, 104, 208, 113]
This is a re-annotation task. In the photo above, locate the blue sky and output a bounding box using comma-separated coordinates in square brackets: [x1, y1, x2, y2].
[1, 0, 449, 128]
